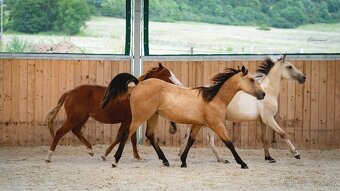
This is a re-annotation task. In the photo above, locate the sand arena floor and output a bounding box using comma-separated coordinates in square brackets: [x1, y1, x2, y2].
[0, 145, 339, 191]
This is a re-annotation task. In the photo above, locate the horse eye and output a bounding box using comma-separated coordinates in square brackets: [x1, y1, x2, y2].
[250, 78, 255, 82]
[287, 65, 293, 69]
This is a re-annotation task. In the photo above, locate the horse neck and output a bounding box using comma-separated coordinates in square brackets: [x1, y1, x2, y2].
[260, 67, 282, 98]
[214, 77, 240, 108]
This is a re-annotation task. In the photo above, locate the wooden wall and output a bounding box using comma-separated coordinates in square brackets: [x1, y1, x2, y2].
[0, 59, 130, 146]
[143, 60, 340, 150]
[0, 58, 339, 150]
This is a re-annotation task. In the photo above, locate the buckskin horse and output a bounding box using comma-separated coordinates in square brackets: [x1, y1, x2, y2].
[101, 66, 265, 169]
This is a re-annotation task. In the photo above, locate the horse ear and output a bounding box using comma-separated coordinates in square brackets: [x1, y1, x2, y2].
[241, 65, 248, 75]
[282, 54, 287, 62]
[158, 63, 164, 69]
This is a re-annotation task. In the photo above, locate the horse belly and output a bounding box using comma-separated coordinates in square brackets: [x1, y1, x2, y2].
[225, 92, 260, 122]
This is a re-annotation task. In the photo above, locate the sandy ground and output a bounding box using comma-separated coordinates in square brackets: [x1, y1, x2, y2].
[0, 145, 339, 191]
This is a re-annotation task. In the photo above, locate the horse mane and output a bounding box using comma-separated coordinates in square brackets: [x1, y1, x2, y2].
[195, 68, 241, 102]
[256, 57, 277, 75]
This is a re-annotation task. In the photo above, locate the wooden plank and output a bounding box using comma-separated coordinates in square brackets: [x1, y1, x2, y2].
[294, 60, 304, 149]
[335, 61, 340, 148]
[325, 60, 335, 149]
[42, 60, 52, 145]
[310, 60, 319, 149]
[318, 61, 328, 150]
[0, 59, 4, 145]
[240, 61, 249, 148]
[50, 60, 59, 146]
[302, 60, 311, 149]
[27, 60, 36, 146]
[3, 59, 12, 145]
[34, 60, 44, 146]
[19, 60, 28, 145]
[10, 59, 20, 145]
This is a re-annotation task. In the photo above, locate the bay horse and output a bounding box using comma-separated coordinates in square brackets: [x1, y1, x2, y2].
[176, 55, 306, 163]
[101, 66, 265, 169]
[45, 63, 182, 162]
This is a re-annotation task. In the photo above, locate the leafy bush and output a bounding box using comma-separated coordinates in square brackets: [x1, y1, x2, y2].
[7, 0, 90, 35]
[6, 36, 28, 53]
[56, 0, 91, 35]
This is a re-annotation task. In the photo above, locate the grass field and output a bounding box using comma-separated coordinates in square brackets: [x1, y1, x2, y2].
[1, 16, 339, 54]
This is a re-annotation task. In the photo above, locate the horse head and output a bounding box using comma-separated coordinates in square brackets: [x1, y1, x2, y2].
[237, 66, 265, 100]
[140, 63, 183, 86]
[277, 55, 306, 84]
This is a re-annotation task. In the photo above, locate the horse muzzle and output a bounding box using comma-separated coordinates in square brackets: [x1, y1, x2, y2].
[256, 91, 265, 100]
[298, 75, 306, 84]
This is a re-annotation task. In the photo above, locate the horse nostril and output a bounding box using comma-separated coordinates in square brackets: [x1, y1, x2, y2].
[263, 92, 266, 98]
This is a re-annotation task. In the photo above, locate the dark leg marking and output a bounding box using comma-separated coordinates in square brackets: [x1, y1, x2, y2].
[180, 136, 195, 168]
[224, 141, 248, 169]
[146, 133, 169, 167]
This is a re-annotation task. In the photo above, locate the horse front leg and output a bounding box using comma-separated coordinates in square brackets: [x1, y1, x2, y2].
[146, 114, 170, 166]
[260, 123, 276, 163]
[264, 117, 300, 159]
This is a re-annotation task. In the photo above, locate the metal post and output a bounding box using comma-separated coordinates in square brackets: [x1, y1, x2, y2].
[132, 0, 143, 144]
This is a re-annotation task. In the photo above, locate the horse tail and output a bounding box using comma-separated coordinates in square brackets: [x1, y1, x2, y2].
[46, 92, 69, 138]
[101, 73, 139, 109]
[169, 121, 178, 134]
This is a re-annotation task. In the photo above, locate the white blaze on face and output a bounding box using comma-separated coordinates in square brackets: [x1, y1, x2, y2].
[169, 71, 184, 87]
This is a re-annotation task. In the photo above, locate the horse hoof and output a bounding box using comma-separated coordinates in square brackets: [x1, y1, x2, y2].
[241, 164, 249, 169]
[45, 159, 51, 163]
[135, 156, 142, 161]
[112, 164, 117, 168]
[101, 155, 107, 161]
[163, 162, 170, 167]
[265, 156, 276, 163]
[89, 153, 94, 157]
[295, 154, 301, 160]
[181, 164, 187, 168]
[218, 159, 229, 163]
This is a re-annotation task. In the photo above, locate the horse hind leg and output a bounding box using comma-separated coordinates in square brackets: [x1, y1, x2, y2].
[46, 120, 78, 163]
[71, 117, 94, 157]
[260, 123, 276, 163]
[146, 114, 170, 167]
[264, 117, 300, 159]
[178, 127, 191, 156]
[101, 123, 141, 161]
[207, 129, 229, 163]
[180, 125, 201, 168]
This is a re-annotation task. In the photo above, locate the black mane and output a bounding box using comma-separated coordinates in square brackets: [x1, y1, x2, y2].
[256, 57, 278, 75]
[195, 68, 241, 102]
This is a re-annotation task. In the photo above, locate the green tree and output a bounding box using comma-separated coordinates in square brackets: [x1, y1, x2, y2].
[7, 0, 58, 33]
[56, 0, 91, 35]
[100, 0, 125, 18]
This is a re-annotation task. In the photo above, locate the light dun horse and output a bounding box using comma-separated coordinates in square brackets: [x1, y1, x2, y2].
[45, 63, 182, 162]
[177, 55, 306, 163]
[102, 66, 265, 169]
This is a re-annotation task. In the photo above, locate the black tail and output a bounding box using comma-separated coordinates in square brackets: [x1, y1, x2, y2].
[101, 73, 139, 108]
